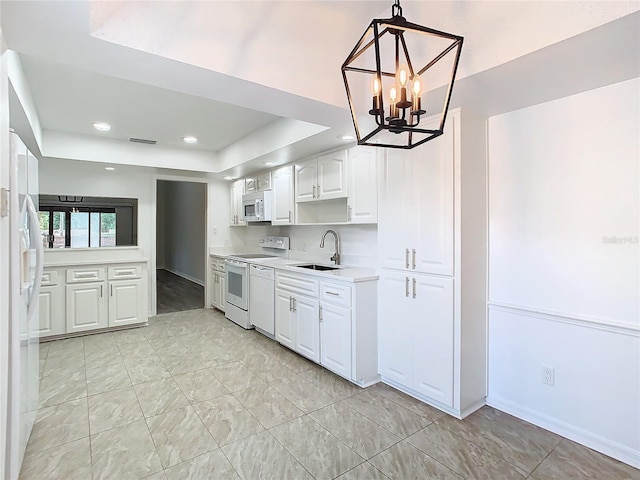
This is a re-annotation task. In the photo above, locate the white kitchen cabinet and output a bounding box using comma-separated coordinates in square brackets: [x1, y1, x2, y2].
[295, 150, 347, 203]
[210, 257, 226, 312]
[66, 281, 108, 333]
[275, 271, 378, 386]
[245, 171, 272, 193]
[378, 115, 454, 276]
[271, 165, 295, 225]
[379, 270, 454, 407]
[37, 270, 65, 337]
[347, 147, 378, 224]
[320, 301, 351, 379]
[377, 109, 488, 419]
[109, 279, 144, 327]
[229, 179, 246, 226]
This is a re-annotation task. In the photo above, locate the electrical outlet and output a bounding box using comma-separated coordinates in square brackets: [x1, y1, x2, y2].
[542, 367, 555, 386]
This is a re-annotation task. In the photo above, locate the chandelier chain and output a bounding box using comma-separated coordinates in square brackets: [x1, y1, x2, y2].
[392, 0, 403, 18]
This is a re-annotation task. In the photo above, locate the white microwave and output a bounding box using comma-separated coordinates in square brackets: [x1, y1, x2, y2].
[242, 191, 273, 222]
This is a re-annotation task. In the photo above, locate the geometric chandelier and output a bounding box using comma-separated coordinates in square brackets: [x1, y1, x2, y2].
[341, 0, 463, 149]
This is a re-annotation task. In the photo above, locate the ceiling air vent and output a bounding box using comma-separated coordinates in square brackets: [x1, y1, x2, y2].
[128, 137, 157, 145]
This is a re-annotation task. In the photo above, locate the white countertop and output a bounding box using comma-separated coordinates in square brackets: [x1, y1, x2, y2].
[44, 247, 149, 267]
[210, 251, 378, 283]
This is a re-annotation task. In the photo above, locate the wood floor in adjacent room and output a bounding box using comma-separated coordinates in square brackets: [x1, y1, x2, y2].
[156, 269, 205, 315]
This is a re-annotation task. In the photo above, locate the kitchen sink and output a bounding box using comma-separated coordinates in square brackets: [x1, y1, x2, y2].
[294, 264, 340, 271]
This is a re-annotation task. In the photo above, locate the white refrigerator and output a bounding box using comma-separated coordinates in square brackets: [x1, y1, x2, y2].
[6, 131, 43, 480]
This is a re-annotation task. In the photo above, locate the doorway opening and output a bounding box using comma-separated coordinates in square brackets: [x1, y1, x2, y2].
[156, 180, 207, 314]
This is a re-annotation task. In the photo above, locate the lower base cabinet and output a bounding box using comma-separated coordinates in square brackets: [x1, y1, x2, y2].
[319, 302, 351, 380]
[210, 261, 226, 312]
[38, 270, 65, 337]
[275, 289, 320, 363]
[109, 279, 144, 327]
[66, 281, 108, 333]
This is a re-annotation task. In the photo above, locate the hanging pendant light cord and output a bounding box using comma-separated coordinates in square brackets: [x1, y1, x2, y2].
[392, 0, 403, 18]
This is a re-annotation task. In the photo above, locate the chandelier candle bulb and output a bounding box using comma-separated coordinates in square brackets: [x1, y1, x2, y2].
[412, 74, 423, 113]
[389, 85, 398, 118]
[371, 76, 382, 113]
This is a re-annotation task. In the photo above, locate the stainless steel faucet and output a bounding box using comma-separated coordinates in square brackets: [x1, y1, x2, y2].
[320, 229, 340, 265]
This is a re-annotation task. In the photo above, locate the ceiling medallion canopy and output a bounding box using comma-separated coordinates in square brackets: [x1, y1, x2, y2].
[342, 0, 463, 149]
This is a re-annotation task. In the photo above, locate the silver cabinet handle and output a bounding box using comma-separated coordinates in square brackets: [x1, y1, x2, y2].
[412, 249, 416, 270]
[405, 277, 409, 297]
[289, 210, 292, 223]
[289, 296, 293, 311]
[326, 291, 340, 296]
[100, 285, 103, 297]
[405, 249, 410, 269]
[412, 278, 417, 299]
[110, 284, 113, 296]
[313, 185, 316, 199]
[319, 305, 323, 322]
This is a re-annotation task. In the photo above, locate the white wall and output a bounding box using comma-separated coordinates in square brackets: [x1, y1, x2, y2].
[156, 180, 206, 284]
[487, 78, 640, 467]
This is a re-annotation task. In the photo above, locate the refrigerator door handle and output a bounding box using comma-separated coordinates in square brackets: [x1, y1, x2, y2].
[25, 194, 44, 323]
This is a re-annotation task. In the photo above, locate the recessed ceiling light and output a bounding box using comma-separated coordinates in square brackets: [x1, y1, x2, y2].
[183, 136, 198, 144]
[340, 134, 355, 141]
[223, 176, 235, 181]
[93, 122, 111, 131]
[104, 167, 115, 171]
[263, 162, 274, 166]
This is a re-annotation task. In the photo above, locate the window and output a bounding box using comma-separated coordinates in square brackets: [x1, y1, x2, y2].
[39, 195, 136, 248]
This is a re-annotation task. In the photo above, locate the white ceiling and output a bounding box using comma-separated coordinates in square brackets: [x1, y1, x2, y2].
[1, 0, 638, 177]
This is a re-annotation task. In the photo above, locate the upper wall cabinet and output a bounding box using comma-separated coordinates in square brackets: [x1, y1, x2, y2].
[295, 151, 347, 203]
[229, 179, 246, 226]
[347, 147, 378, 224]
[271, 166, 295, 225]
[245, 171, 272, 193]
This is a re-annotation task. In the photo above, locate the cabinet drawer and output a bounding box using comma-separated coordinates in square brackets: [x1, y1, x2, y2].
[108, 265, 142, 280]
[41, 270, 58, 286]
[320, 281, 352, 307]
[276, 272, 319, 297]
[211, 258, 225, 272]
[66, 267, 106, 283]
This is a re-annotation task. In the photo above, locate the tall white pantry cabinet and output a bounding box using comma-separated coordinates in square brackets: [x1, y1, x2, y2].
[378, 109, 488, 419]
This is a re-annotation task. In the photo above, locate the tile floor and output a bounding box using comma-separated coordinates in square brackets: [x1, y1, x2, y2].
[21, 308, 639, 480]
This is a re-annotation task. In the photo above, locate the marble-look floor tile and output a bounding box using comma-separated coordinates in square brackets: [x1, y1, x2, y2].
[118, 339, 156, 360]
[407, 423, 526, 479]
[83, 332, 117, 352]
[142, 472, 168, 480]
[193, 394, 264, 446]
[143, 325, 175, 340]
[39, 342, 50, 360]
[531, 439, 640, 480]
[19, 437, 92, 480]
[159, 352, 206, 375]
[309, 402, 401, 459]
[222, 430, 313, 480]
[84, 347, 123, 370]
[265, 344, 316, 373]
[369, 382, 445, 421]
[271, 415, 363, 479]
[173, 369, 229, 403]
[134, 377, 190, 417]
[337, 462, 391, 480]
[370, 441, 463, 480]
[86, 362, 132, 395]
[194, 345, 244, 368]
[147, 405, 218, 468]
[270, 375, 337, 413]
[298, 365, 361, 400]
[114, 327, 148, 345]
[436, 406, 561, 474]
[345, 390, 431, 437]
[46, 337, 84, 358]
[241, 350, 296, 383]
[234, 383, 303, 429]
[39, 370, 87, 408]
[209, 361, 267, 392]
[88, 386, 144, 434]
[42, 351, 85, 377]
[27, 399, 89, 453]
[124, 355, 171, 384]
[164, 450, 240, 480]
[91, 419, 163, 480]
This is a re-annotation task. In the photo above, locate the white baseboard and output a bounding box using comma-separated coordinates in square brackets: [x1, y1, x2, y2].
[160, 268, 205, 287]
[486, 395, 640, 469]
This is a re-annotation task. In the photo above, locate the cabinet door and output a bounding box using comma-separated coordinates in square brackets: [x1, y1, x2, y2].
[320, 302, 351, 379]
[109, 279, 144, 327]
[245, 177, 258, 193]
[295, 159, 317, 203]
[38, 284, 65, 337]
[378, 148, 415, 270]
[294, 294, 320, 363]
[412, 274, 454, 407]
[413, 116, 455, 275]
[378, 269, 413, 386]
[275, 289, 295, 350]
[66, 282, 107, 333]
[229, 180, 246, 226]
[272, 166, 294, 225]
[257, 171, 272, 191]
[210, 270, 218, 308]
[219, 275, 226, 312]
[317, 151, 347, 200]
[347, 147, 378, 224]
